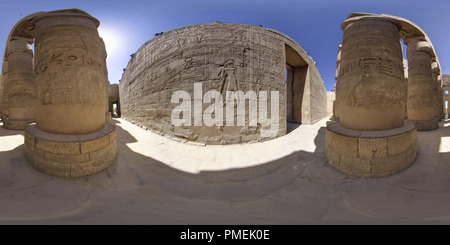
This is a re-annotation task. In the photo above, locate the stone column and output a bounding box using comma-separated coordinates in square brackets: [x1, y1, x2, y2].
[338, 18, 406, 131]
[438, 76, 444, 119]
[24, 9, 116, 178]
[33, 12, 108, 134]
[403, 58, 409, 118]
[431, 62, 442, 120]
[2, 39, 35, 129]
[0, 70, 4, 119]
[331, 45, 342, 122]
[326, 15, 418, 177]
[445, 87, 450, 117]
[405, 38, 439, 130]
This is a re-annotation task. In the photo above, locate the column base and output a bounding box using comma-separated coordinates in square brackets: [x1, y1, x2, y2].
[24, 123, 117, 178]
[3, 118, 35, 130]
[325, 122, 418, 178]
[407, 118, 439, 131]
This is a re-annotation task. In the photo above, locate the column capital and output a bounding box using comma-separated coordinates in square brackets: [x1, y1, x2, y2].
[431, 61, 441, 74]
[406, 38, 433, 56]
[341, 15, 401, 31]
[6, 39, 33, 56]
[31, 9, 100, 28]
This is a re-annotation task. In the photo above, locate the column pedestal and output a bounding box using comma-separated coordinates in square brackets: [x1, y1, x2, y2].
[24, 123, 117, 178]
[325, 122, 418, 177]
[407, 117, 439, 131]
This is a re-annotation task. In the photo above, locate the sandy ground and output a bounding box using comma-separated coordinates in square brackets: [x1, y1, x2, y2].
[0, 118, 450, 225]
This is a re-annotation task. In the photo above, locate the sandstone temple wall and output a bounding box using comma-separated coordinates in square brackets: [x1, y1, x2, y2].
[307, 65, 328, 123]
[119, 22, 327, 144]
[326, 91, 335, 116]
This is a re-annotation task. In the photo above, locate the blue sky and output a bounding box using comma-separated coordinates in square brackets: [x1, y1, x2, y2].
[1, 0, 449, 91]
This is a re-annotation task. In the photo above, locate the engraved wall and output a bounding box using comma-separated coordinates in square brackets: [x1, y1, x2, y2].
[119, 22, 327, 144]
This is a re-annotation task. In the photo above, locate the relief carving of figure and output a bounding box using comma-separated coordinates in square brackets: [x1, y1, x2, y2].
[218, 59, 239, 95]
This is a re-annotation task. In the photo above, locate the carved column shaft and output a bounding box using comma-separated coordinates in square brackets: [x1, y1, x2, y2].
[338, 18, 406, 131]
[33, 11, 108, 134]
[431, 62, 442, 119]
[406, 39, 435, 121]
[3, 39, 35, 129]
[333, 45, 342, 121]
[438, 76, 444, 119]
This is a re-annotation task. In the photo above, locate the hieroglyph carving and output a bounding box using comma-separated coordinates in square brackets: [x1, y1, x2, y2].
[35, 53, 104, 75]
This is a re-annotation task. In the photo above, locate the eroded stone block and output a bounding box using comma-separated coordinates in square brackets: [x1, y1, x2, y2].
[358, 138, 388, 159]
[388, 133, 412, 156]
